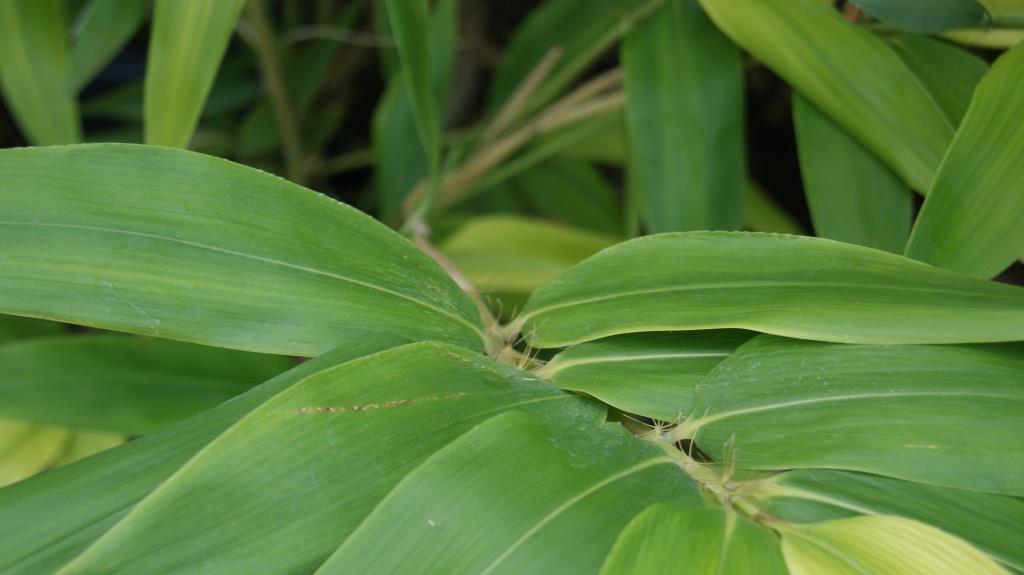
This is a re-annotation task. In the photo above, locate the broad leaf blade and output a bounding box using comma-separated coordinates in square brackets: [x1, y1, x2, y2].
[518, 232, 1024, 348]
[0, 0, 81, 145]
[539, 331, 750, 421]
[60, 344, 592, 574]
[699, 0, 952, 192]
[0, 144, 484, 355]
[0, 334, 291, 434]
[600, 504, 787, 574]
[905, 42, 1024, 278]
[685, 335, 1024, 495]
[793, 95, 912, 253]
[622, 0, 744, 232]
[69, 0, 149, 91]
[316, 411, 698, 574]
[144, 0, 246, 147]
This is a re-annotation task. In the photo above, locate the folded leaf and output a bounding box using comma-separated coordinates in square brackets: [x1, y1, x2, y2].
[682, 335, 1024, 495]
[0, 144, 485, 355]
[69, 0, 149, 91]
[518, 232, 1024, 348]
[905, 42, 1024, 278]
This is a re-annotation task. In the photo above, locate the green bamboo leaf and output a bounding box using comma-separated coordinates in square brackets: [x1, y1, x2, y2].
[886, 35, 988, 127]
[600, 504, 787, 574]
[682, 335, 1024, 495]
[0, 0, 81, 145]
[905, 42, 1024, 278]
[0, 315, 63, 345]
[758, 469, 1024, 571]
[0, 144, 484, 355]
[518, 232, 1024, 348]
[0, 336, 408, 575]
[538, 330, 750, 421]
[0, 334, 291, 434]
[699, 0, 952, 192]
[781, 515, 1007, 575]
[516, 157, 621, 235]
[622, 0, 744, 232]
[441, 215, 617, 294]
[144, 0, 246, 147]
[793, 95, 912, 253]
[60, 344, 593, 574]
[69, 0, 149, 91]
[851, 0, 987, 33]
[316, 411, 698, 574]
[944, 27, 1024, 48]
[539, 112, 627, 165]
[0, 419, 70, 488]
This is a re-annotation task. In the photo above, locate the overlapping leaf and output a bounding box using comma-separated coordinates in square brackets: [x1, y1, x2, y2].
[70, 0, 149, 91]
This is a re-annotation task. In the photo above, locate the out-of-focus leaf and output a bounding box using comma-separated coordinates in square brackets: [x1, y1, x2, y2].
[0, 144, 485, 356]
[0, 337, 408, 575]
[69, 0, 149, 91]
[944, 27, 1024, 48]
[539, 330, 750, 421]
[316, 411, 698, 574]
[683, 335, 1024, 495]
[0, 334, 292, 434]
[373, 77, 429, 222]
[60, 344, 594, 574]
[906, 42, 1024, 278]
[600, 504, 787, 574]
[793, 96, 912, 253]
[700, 0, 953, 192]
[0, 315, 63, 345]
[851, 0, 986, 33]
[758, 469, 1024, 571]
[539, 112, 627, 164]
[518, 232, 1024, 348]
[781, 516, 1006, 575]
[515, 157, 621, 235]
[623, 0, 744, 232]
[743, 182, 803, 234]
[0, 419, 70, 488]
[0, 0, 81, 145]
[441, 215, 616, 294]
[144, 0, 246, 147]
[887, 35, 988, 126]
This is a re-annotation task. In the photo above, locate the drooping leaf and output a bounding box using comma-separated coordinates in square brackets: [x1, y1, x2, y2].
[905, 42, 1024, 278]
[316, 410, 698, 574]
[517, 232, 1024, 348]
[886, 34, 988, 127]
[0, 334, 291, 434]
[0, 0, 81, 145]
[682, 335, 1024, 495]
[781, 515, 1007, 575]
[441, 215, 617, 294]
[600, 504, 787, 574]
[622, 0, 744, 232]
[60, 344, 594, 575]
[851, 0, 987, 33]
[0, 336, 408, 575]
[699, 0, 953, 192]
[538, 330, 750, 421]
[0, 144, 485, 355]
[793, 95, 912, 253]
[69, 0, 149, 91]
[0, 315, 63, 345]
[758, 469, 1024, 571]
[144, 0, 246, 147]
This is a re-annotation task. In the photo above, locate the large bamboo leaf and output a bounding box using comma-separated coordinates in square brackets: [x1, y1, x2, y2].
[538, 331, 750, 421]
[681, 335, 1024, 495]
[600, 504, 787, 574]
[69, 0, 149, 91]
[60, 344, 593, 574]
[905, 42, 1024, 278]
[517, 232, 1024, 348]
[793, 96, 912, 253]
[758, 469, 1024, 571]
[886, 35, 988, 127]
[0, 0, 81, 145]
[144, 0, 246, 147]
[851, 0, 987, 33]
[622, 0, 744, 232]
[699, 0, 952, 192]
[781, 516, 1006, 575]
[0, 336, 408, 575]
[0, 334, 291, 434]
[316, 410, 698, 574]
[0, 144, 485, 355]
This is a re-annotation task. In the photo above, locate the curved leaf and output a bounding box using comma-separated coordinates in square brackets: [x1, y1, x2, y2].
[851, 0, 987, 33]
[886, 34, 988, 127]
[518, 232, 1024, 348]
[0, 144, 484, 355]
[316, 411, 698, 574]
[70, 0, 149, 91]
[905, 42, 1024, 278]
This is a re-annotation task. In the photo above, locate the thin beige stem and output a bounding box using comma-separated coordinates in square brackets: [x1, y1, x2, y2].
[542, 67, 622, 119]
[481, 47, 563, 143]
